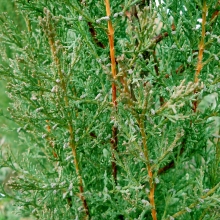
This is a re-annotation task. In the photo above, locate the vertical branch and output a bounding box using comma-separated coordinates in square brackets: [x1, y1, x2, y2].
[194, 1, 207, 82]
[39, 9, 89, 218]
[139, 117, 157, 220]
[24, 0, 31, 32]
[105, 0, 118, 183]
[194, 1, 207, 112]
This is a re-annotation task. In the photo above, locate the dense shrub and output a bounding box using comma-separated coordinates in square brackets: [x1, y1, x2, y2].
[0, 0, 219, 219]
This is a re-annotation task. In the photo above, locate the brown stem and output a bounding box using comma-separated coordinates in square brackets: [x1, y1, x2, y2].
[78, 1, 105, 49]
[194, 1, 207, 83]
[105, 0, 118, 184]
[153, 23, 176, 44]
[88, 22, 105, 49]
[41, 10, 89, 217]
[210, 6, 219, 27]
[175, 64, 185, 74]
[152, 50, 159, 76]
[139, 117, 157, 220]
[51, 38, 89, 218]
[193, 1, 207, 112]
[153, 31, 169, 43]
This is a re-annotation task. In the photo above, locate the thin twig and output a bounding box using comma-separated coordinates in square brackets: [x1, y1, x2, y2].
[87, 22, 105, 48]
[40, 10, 90, 217]
[45, 120, 58, 158]
[78, 1, 105, 49]
[50, 35, 90, 220]
[152, 23, 176, 44]
[210, 2, 219, 28]
[194, 1, 207, 82]
[105, 0, 118, 184]
[139, 116, 157, 220]
[193, 1, 207, 112]
[167, 182, 220, 219]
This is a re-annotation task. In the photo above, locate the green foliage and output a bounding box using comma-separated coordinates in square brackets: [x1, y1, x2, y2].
[0, 2, 27, 220]
[0, 0, 219, 219]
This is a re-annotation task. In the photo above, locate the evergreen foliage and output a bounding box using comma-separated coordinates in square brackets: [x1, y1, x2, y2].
[0, 0, 219, 219]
